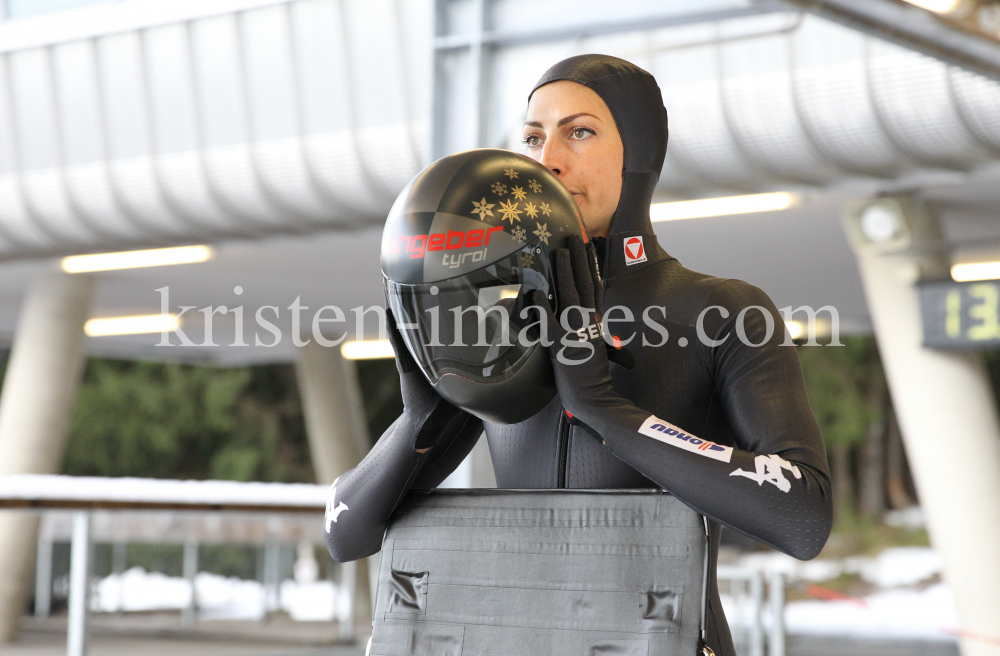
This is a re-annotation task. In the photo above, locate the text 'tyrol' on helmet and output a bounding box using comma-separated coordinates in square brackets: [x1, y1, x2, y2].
[382, 148, 588, 425]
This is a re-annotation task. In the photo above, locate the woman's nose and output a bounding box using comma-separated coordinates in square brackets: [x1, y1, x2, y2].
[539, 140, 565, 177]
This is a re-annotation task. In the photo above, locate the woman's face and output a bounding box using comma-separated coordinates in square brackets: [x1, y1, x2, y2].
[523, 80, 624, 239]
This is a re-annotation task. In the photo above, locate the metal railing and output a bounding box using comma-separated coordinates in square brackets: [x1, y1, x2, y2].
[3, 475, 788, 656]
[717, 565, 786, 656]
[0, 474, 338, 656]
[31, 510, 357, 633]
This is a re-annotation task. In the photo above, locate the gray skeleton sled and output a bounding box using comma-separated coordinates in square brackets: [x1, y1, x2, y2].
[367, 489, 711, 656]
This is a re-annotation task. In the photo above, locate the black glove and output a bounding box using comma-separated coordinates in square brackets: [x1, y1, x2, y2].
[523, 236, 630, 366]
[527, 235, 637, 434]
[386, 309, 465, 452]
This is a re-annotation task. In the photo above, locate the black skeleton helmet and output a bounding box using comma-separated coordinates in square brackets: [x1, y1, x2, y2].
[381, 148, 587, 424]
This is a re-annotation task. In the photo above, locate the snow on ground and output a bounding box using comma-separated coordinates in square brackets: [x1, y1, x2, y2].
[737, 546, 943, 587]
[91, 567, 350, 622]
[89, 542, 962, 640]
[731, 546, 959, 641]
[784, 584, 959, 640]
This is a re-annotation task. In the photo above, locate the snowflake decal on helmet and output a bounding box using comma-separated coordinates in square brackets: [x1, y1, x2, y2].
[511, 226, 527, 242]
[528, 179, 542, 193]
[498, 199, 522, 223]
[511, 186, 527, 201]
[520, 252, 534, 268]
[471, 197, 495, 220]
[533, 222, 552, 245]
[523, 201, 539, 219]
[491, 181, 508, 195]
[503, 168, 519, 179]
[540, 202, 552, 217]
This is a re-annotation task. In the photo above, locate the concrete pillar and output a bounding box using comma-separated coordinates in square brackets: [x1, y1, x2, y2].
[846, 199, 1000, 656]
[295, 340, 370, 485]
[0, 272, 95, 641]
[293, 339, 373, 631]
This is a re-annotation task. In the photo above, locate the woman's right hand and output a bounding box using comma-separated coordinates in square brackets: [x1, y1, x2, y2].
[386, 309, 465, 453]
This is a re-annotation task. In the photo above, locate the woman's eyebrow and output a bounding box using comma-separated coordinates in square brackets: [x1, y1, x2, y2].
[523, 112, 602, 129]
[558, 112, 600, 126]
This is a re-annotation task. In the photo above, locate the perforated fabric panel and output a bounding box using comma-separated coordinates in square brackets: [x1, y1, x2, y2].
[370, 489, 706, 656]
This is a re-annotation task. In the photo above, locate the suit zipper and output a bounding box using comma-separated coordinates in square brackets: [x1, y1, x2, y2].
[557, 411, 571, 488]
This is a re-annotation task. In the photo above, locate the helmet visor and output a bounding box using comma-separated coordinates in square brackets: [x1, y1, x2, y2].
[385, 241, 553, 384]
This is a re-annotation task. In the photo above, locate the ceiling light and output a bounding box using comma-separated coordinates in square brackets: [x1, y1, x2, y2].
[859, 204, 902, 243]
[62, 245, 214, 273]
[650, 192, 800, 222]
[85, 314, 180, 337]
[341, 340, 395, 360]
[785, 320, 806, 341]
[902, 0, 965, 14]
[952, 261, 1000, 282]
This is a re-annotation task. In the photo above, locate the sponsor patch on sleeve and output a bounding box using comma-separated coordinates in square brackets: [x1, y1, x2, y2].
[638, 415, 734, 463]
[730, 454, 802, 493]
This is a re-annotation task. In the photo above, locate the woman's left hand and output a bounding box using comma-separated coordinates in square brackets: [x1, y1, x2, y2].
[528, 235, 631, 432]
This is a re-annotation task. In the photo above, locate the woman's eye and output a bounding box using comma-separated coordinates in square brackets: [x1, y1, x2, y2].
[570, 127, 595, 140]
[523, 135, 542, 147]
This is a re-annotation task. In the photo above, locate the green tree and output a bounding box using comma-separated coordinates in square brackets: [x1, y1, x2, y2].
[64, 360, 313, 482]
[63, 356, 404, 483]
[797, 337, 885, 513]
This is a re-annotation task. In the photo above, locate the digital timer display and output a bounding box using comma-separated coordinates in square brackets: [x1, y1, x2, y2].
[920, 280, 1000, 348]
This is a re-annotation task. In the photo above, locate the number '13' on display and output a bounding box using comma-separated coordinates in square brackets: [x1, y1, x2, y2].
[923, 280, 1000, 348]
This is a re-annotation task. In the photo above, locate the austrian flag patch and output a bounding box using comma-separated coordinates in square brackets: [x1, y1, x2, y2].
[624, 236, 647, 265]
[638, 415, 734, 463]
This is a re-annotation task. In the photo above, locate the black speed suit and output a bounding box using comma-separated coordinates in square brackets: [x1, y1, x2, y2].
[324, 55, 833, 656]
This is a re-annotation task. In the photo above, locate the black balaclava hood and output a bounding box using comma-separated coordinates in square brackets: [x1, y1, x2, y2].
[529, 54, 672, 279]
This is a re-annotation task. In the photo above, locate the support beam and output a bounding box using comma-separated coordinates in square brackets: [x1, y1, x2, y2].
[66, 512, 91, 656]
[181, 540, 198, 629]
[847, 201, 1000, 656]
[783, 0, 1000, 84]
[0, 272, 95, 641]
[768, 572, 785, 656]
[32, 525, 52, 619]
[339, 560, 357, 643]
[294, 340, 372, 635]
[262, 542, 280, 616]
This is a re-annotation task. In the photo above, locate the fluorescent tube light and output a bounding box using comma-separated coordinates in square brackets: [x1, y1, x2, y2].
[952, 261, 1000, 282]
[650, 192, 800, 222]
[62, 245, 213, 273]
[902, 0, 964, 14]
[85, 314, 180, 337]
[785, 320, 806, 341]
[341, 340, 395, 360]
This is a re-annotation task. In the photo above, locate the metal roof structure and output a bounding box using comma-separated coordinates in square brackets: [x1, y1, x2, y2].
[0, 0, 999, 362]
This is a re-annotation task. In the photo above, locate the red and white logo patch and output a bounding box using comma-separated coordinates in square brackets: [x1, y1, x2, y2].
[624, 236, 647, 266]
